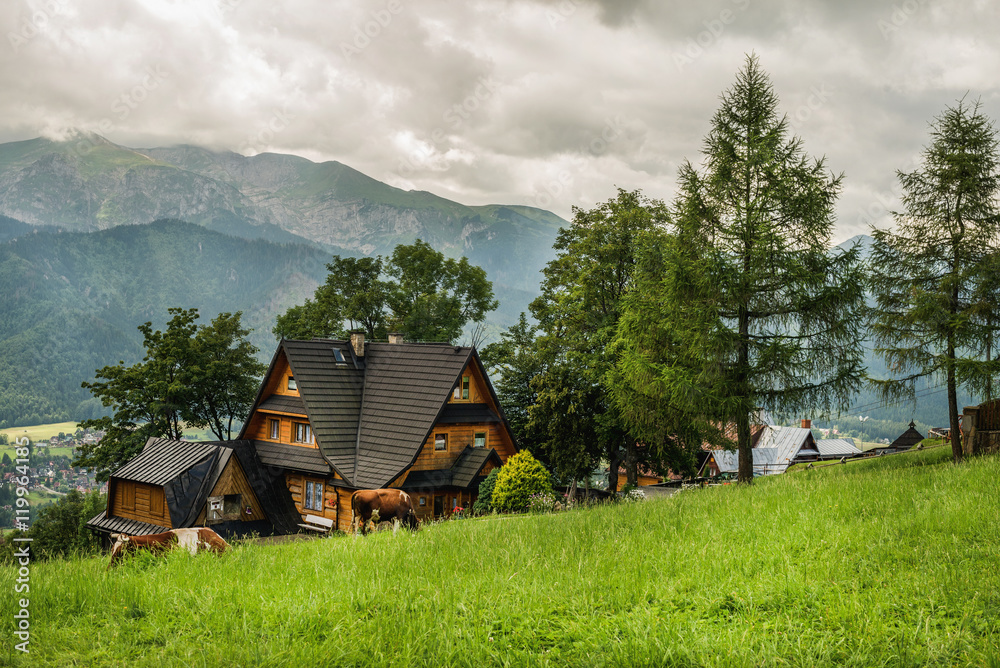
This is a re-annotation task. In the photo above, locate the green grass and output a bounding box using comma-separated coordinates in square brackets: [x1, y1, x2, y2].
[3, 448, 999, 667]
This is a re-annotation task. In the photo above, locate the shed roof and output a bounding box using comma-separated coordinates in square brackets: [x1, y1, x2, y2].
[402, 446, 502, 491]
[257, 394, 307, 415]
[815, 438, 862, 458]
[86, 511, 169, 536]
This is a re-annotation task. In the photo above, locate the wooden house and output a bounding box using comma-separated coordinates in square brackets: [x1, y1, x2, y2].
[236, 332, 518, 531]
[87, 438, 302, 544]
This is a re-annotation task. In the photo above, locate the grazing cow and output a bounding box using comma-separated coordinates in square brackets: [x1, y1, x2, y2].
[351, 488, 418, 535]
[107, 527, 229, 568]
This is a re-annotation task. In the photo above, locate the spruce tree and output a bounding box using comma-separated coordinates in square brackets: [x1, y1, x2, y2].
[615, 54, 866, 483]
[870, 99, 1000, 461]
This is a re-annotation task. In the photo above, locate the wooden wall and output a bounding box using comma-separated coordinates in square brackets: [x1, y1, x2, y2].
[111, 480, 171, 528]
[447, 361, 490, 404]
[199, 458, 266, 524]
[244, 411, 315, 448]
[285, 473, 342, 530]
[411, 423, 515, 472]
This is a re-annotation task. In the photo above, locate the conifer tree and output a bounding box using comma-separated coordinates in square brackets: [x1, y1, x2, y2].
[614, 54, 866, 483]
[870, 99, 1000, 461]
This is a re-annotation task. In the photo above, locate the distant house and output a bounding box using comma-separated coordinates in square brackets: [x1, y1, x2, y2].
[888, 421, 924, 451]
[701, 420, 859, 477]
[90, 333, 518, 536]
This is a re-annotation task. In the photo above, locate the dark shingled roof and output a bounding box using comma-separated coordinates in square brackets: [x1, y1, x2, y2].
[354, 342, 474, 489]
[87, 511, 169, 536]
[252, 440, 331, 476]
[280, 339, 363, 482]
[258, 394, 307, 415]
[437, 403, 501, 424]
[239, 338, 516, 489]
[890, 421, 924, 450]
[402, 446, 502, 491]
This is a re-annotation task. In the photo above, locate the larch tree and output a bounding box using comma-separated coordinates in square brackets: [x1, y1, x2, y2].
[616, 54, 866, 483]
[870, 99, 1000, 461]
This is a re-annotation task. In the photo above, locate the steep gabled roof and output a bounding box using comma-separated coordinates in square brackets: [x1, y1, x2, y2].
[244, 338, 515, 489]
[354, 342, 474, 488]
[280, 339, 363, 481]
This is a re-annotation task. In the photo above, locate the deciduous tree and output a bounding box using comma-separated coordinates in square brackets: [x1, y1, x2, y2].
[274, 240, 497, 345]
[75, 308, 265, 480]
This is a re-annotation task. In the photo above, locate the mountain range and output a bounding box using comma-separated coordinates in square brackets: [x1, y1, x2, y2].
[0, 134, 970, 431]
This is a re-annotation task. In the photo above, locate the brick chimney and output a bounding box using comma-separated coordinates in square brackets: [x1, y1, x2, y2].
[350, 330, 365, 358]
[801, 418, 811, 430]
[388, 332, 405, 345]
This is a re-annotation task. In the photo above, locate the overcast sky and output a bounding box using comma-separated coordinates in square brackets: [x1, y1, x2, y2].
[2, 0, 998, 243]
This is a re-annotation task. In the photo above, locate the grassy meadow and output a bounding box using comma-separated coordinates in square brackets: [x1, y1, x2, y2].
[3, 447, 999, 667]
[0, 422, 80, 445]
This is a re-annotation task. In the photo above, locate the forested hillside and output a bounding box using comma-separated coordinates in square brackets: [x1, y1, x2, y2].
[0, 220, 331, 428]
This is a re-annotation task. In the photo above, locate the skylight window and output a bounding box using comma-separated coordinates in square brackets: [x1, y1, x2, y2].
[333, 348, 346, 363]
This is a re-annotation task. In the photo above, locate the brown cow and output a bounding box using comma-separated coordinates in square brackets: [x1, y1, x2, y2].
[351, 489, 418, 535]
[107, 527, 229, 568]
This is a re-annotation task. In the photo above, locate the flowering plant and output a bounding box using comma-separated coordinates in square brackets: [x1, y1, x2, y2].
[526, 492, 558, 513]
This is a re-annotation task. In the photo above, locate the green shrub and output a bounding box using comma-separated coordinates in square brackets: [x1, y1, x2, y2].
[14, 490, 107, 561]
[491, 450, 553, 513]
[472, 468, 500, 515]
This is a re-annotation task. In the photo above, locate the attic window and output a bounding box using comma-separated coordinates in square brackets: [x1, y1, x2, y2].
[295, 422, 314, 444]
[287, 376, 297, 391]
[453, 376, 470, 401]
[333, 348, 346, 364]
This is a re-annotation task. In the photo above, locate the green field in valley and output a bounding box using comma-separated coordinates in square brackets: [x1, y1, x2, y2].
[0, 422, 80, 445]
[3, 447, 998, 667]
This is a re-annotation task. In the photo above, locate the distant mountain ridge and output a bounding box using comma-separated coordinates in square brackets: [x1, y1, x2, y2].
[0, 133, 565, 295]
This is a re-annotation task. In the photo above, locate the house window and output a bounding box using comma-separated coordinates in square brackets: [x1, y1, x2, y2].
[295, 422, 314, 444]
[435, 433, 448, 451]
[419, 496, 426, 506]
[223, 494, 242, 519]
[287, 376, 297, 391]
[269, 419, 280, 440]
[333, 348, 346, 363]
[453, 376, 470, 401]
[304, 480, 324, 511]
[474, 432, 487, 448]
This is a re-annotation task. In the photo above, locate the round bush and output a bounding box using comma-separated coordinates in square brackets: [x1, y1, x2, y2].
[491, 450, 553, 513]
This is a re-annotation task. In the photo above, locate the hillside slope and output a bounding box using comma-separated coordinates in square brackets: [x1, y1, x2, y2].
[0, 220, 331, 427]
[7, 446, 998, 667]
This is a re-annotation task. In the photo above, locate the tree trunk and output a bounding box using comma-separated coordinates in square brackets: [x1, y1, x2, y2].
[736, 303, 753, 483]
[947, 339, 963, 461]
[567, 478, 577, 508]
[625, 440, 638, 487]
[607, 449, 621, 493]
